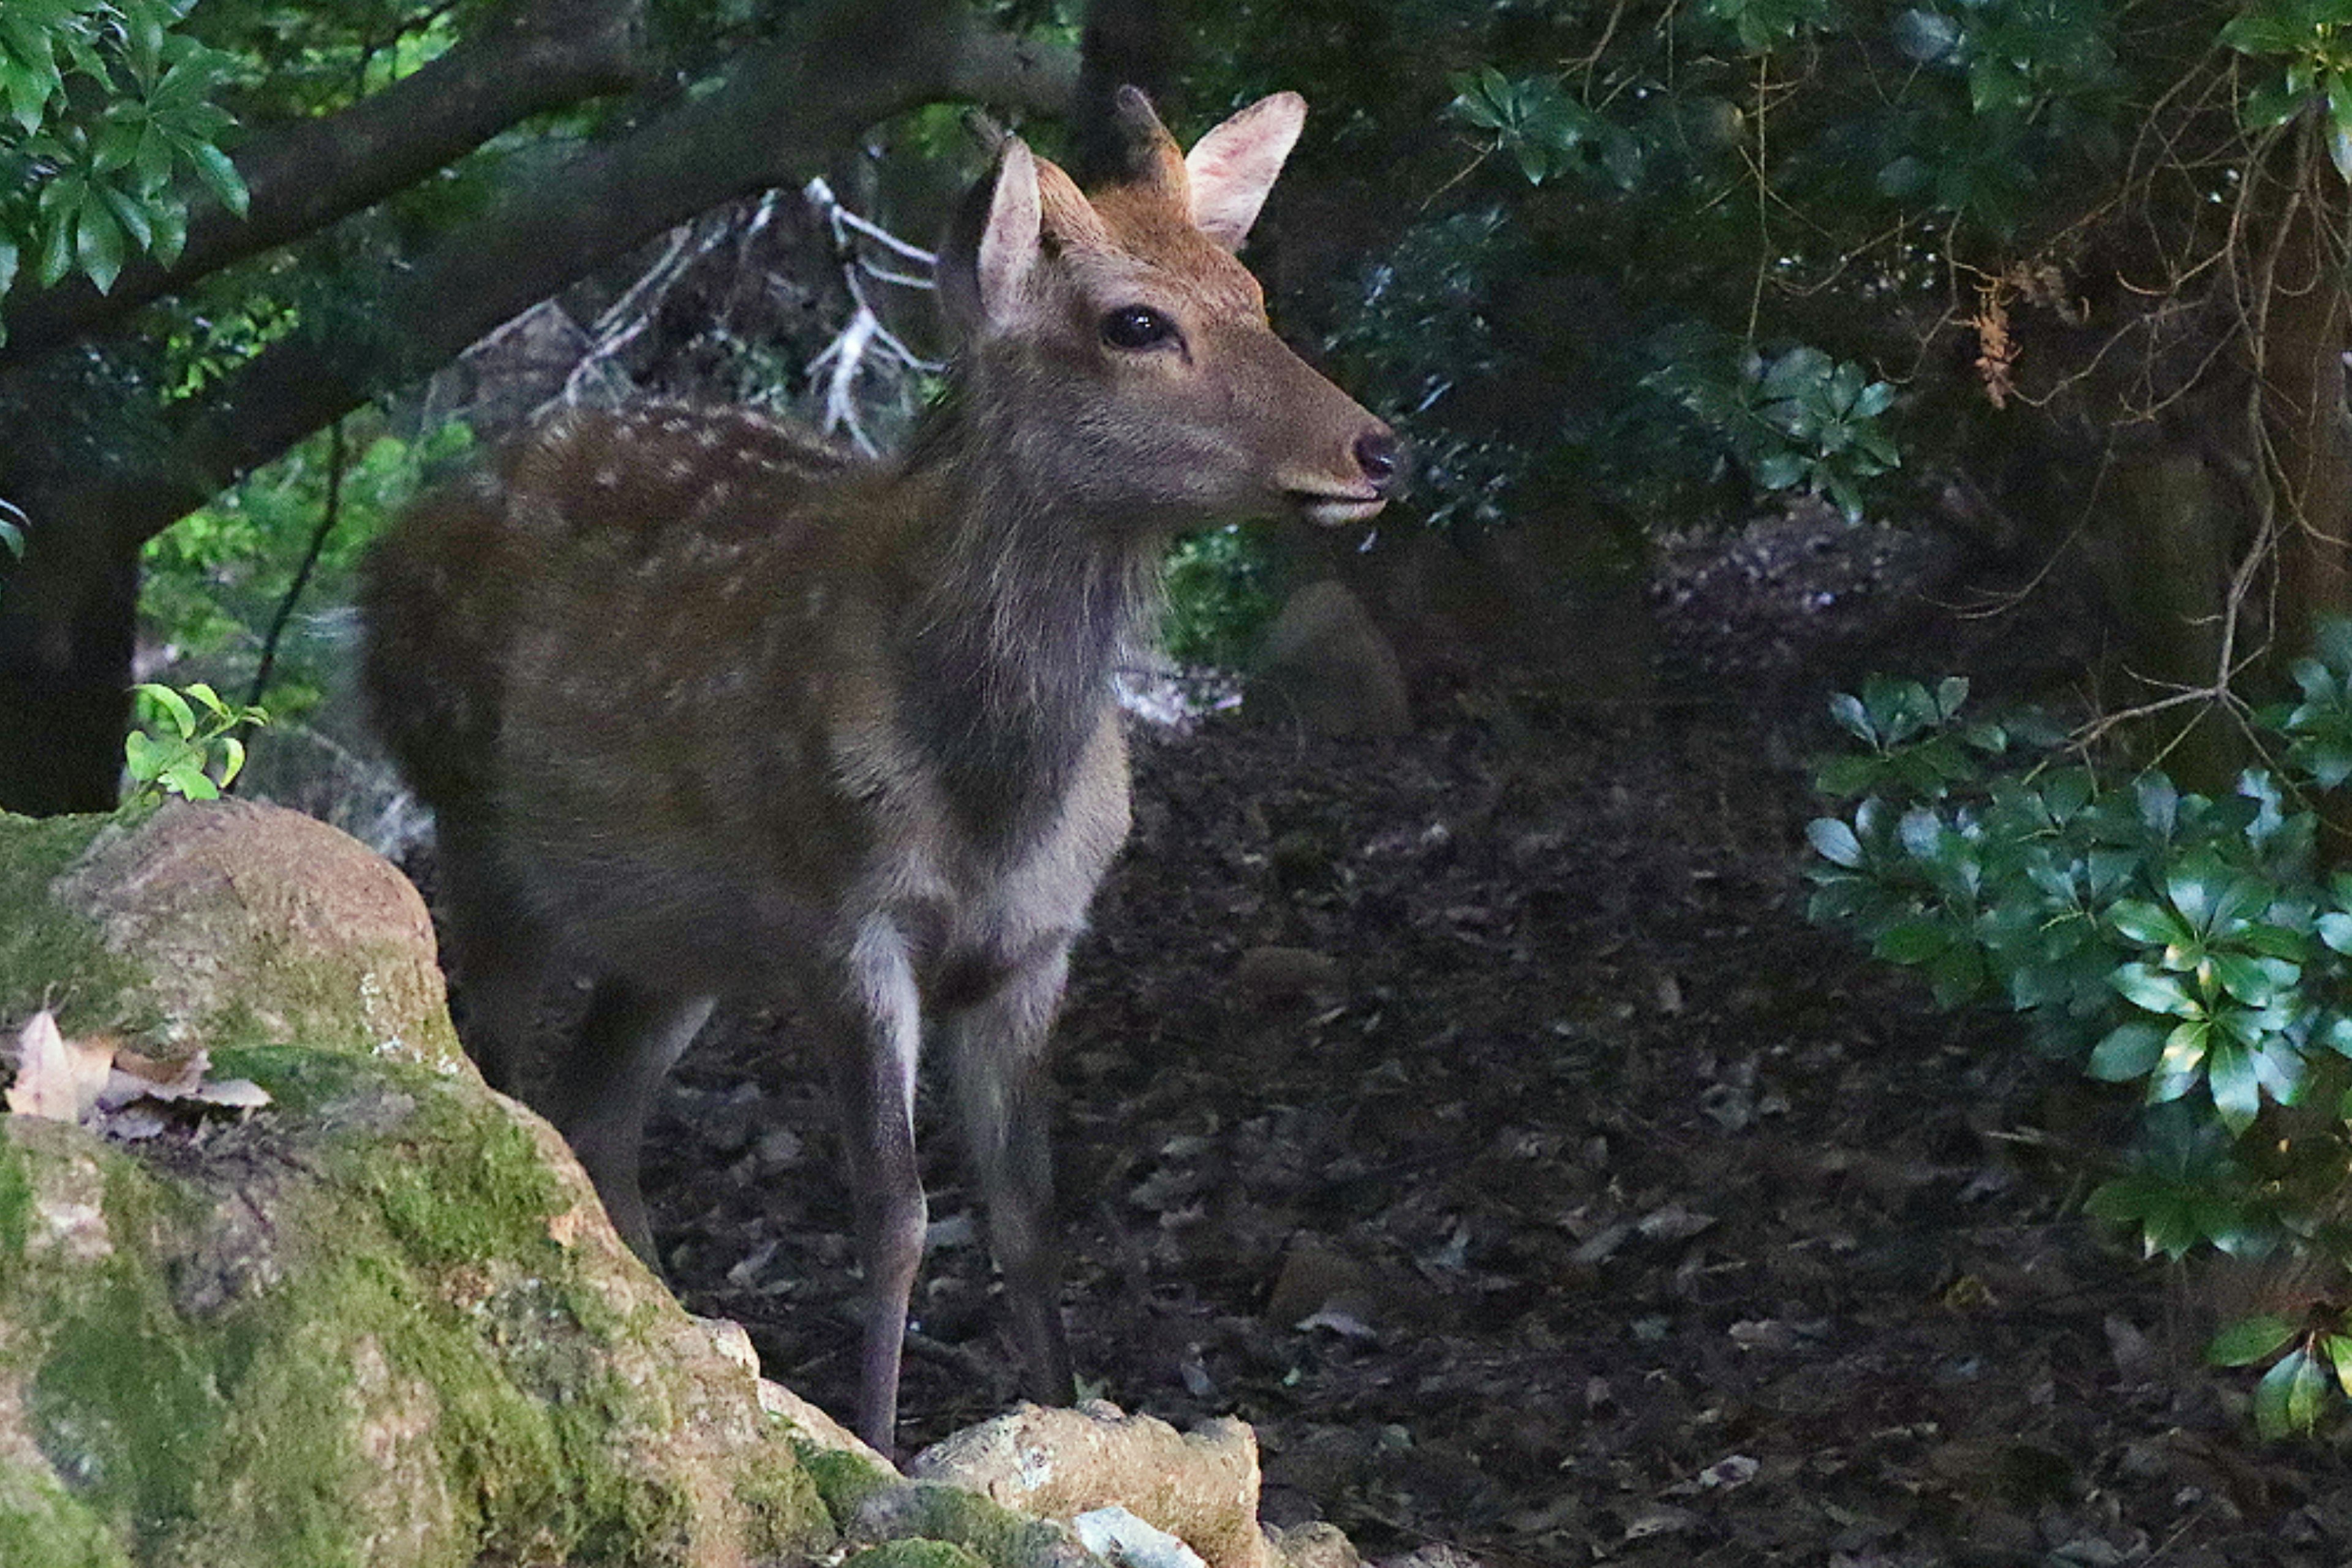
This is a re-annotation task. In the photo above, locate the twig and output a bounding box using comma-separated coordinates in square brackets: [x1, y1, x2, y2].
[246, 418, 344, 716]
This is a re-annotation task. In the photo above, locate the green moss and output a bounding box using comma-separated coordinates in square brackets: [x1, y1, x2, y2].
[0, 1465, 132, 1568]
[853, 1482, 1074, 1568]
[26, 1245, 228, 1551]
[842, 1540, 993, 1568]
[736, 1441, 836, 1560]
[0, 812, 153, 1040]
[0, 1137, 31, 1259]
[205, 1044, 380, 1121]
[796, 1438, 899, 1522]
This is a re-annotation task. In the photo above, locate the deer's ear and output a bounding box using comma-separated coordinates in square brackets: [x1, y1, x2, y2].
[974, 137, 1043, 324]
[1185, 92, 1305, 250]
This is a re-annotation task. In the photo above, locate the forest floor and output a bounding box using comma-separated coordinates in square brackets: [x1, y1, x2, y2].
[451, 527, 2352, 1568]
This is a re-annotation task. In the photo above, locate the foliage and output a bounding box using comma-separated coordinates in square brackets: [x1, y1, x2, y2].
[2225, 0, 2352, 170]
[1643, 337, 1901, 521]
[1806, 626, 2352, 1434]
[124, 680, 267, 804]
[1160, 522, 1279, 668]
[0, 0, 248, 337]
[141, 416, 472, 722]
[1447, 67, 1640, 189]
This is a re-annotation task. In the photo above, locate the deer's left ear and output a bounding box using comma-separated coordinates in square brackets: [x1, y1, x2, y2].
[1185, 92, 1306, 250]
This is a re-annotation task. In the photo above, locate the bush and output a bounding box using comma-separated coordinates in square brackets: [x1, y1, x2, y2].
[1161, 522, 1280, 669]
[1807, 631, 2352, 1437]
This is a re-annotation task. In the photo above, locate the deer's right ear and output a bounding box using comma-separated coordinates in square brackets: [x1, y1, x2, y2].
[938, 137, 1043, 334]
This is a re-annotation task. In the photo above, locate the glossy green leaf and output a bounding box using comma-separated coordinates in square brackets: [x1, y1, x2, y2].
[2114, 963, 2196, 1017]
[2255, 1346, 2326, 1439]
[2210, 1313, 2297, 1366]
[2207, 1041, 2261, 1131]
[135, 682, 197, 739]
[73, 195, 124, 294]
[2089, 1020, 2165, 1080]
[1808, 818, 1864, 868]
[185, 138, 247, 217]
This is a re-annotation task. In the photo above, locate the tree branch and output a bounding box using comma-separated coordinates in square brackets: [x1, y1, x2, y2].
[0, 0, 649, 368]
[119, 0, 1079, 545]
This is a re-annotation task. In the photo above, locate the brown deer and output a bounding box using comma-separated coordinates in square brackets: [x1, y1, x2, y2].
[360, 86, 1397, 1451]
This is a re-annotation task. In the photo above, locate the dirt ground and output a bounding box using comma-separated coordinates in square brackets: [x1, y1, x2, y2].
[414, 521, 2352, 1567]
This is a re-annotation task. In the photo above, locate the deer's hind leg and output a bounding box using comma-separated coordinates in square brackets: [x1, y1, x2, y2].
[434, 820, 552, 1099]
[535, 978, 716, 1266]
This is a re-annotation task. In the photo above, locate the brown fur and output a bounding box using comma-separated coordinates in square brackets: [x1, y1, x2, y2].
[360, 89, 1395, 1452]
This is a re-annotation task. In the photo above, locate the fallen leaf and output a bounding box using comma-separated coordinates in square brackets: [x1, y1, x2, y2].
[188, 1078, 272, 1110]
[98, 1047, 209, 1111]
[5, 1011, 115, 1123]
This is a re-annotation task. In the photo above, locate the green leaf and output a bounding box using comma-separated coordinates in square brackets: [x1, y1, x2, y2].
[135, 682, 197, 739]
[2159, 1018, 2211, 1074]
[122, 729, 159, 777]
[2211, 951, 2293, 1006]
[2244, 76, 2310, 134]
[0, 235, 15, 298]
[2318, 911, 2352, 954]
[2208, 1041, 2261, 1131]
[2221, 11, 2309, 56]
[1874, 919, 1948, 964]
[2109, 899, 2189, 948]
[1892, 7, 1959, 62]
[35, 205, 75, 288]
[214, 734, 244, 788]
[2089, 1020, 2166, 1080]
[1828, 691, 1874, 744]
[1807, 818, 1865, 868]
[2256, 1346, 2326, 1439]
[2114, 963, 2196, 1017]
[97, 182, 154, 254]
[164, 762, 219, 801]
[2211, 1314, 2298, 1367]
[184, 138, 247, 218]
[2325, 1335, 2352, 1398]
[73, 195, 124, 295]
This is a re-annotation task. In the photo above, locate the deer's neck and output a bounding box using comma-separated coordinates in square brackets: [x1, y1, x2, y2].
[892, 410, 1163, 847]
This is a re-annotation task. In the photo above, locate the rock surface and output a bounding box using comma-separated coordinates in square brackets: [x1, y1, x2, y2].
[0, 802, 854, 1567]
[1247, 582, 1411, 739]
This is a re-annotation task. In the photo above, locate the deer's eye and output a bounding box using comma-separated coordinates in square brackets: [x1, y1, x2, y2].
[1101, 305, 1178, 351]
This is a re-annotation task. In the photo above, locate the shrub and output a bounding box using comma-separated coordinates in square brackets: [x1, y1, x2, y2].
[1807, 631, 2352, 1436]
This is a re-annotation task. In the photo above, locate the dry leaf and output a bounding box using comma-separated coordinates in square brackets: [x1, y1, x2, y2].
[98, 1047, 209, 1112]
[5, 1011, 116, 1123]
[189, 1079, 271, 1110]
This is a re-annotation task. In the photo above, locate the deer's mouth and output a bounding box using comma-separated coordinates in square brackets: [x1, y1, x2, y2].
[1291, 492, 1389, 527]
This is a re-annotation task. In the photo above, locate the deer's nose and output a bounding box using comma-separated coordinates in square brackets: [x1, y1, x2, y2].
[1354, 428, 1403, 494]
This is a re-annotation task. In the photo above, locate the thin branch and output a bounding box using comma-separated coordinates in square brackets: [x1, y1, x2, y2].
[246, 418, 344, 715]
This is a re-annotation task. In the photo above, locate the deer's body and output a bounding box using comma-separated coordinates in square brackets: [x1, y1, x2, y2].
[361, 88, 1394, 1450]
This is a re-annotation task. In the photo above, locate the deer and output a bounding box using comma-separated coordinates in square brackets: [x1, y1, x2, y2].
[359, 85, 1398, 1453]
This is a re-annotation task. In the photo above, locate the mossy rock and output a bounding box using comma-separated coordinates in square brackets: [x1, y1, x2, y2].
[0, 801, 842, 1567]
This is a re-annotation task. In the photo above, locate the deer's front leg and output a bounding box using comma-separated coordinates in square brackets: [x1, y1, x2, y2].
[943, 941, 1077, 1409]
[824, 914, 928, 1453]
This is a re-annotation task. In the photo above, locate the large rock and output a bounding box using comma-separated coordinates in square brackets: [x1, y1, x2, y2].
[0, 801, 854, 1567]
[1246, 582, 1411, 739]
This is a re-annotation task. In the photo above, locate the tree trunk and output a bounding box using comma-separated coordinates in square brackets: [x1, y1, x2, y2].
[2261, 140, 2352, 669]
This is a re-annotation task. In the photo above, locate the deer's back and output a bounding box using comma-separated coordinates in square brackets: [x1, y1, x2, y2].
[363, 402, 875, 934]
